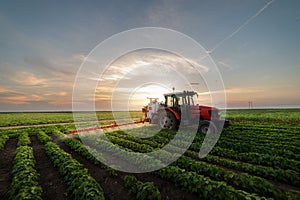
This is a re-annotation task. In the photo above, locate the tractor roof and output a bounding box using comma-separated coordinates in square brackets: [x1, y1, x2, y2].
[164, 90, 197, 97]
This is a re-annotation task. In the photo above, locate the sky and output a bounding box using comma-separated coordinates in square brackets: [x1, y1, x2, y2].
[0, 0, 299, 111]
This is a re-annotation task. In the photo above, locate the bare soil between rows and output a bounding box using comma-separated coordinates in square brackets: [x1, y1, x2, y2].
[31, 136, 71, 200]
[0, 138, 17, 199]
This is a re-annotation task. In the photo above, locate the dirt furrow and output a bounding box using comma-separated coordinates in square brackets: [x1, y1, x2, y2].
[30, 136, 70, 200]
[0, 138, 17, 199]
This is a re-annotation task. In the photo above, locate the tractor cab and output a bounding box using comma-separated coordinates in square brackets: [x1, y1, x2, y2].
[164, 91, 196, 108]
[163, 91, 199, 124]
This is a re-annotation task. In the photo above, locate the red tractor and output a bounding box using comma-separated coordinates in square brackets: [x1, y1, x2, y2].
[142, 91, 229, 134]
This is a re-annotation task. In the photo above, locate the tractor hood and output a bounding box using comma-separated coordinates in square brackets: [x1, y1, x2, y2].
[190, 105, 219, 111]
[190, 105, 220, 120]
[198, 105, 219, 110]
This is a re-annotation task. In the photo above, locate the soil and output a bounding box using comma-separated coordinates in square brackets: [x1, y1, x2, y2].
[51, 135, 200, 200]
[30, 136, 70, 200]
[0, 138, 17, 199]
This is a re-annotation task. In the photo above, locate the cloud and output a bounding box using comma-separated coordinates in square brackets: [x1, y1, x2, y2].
[44, 91, 68, 97]
[0, 88, 71, 106]
[0, 69, 73, 106]
[11, 72, 48, 86]
[0, 93, 44, 105]
[0, 86, 10, 93]
[23, 54, 82, 77]
[101, 49, 209, 81]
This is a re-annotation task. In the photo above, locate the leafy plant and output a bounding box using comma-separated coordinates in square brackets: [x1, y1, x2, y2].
[124, 175, 161, 200]
[36, 131, 52, 144]
[17, 133, 31, 147]
[7, 146, 42, 200]
[0, 134, 9, 150]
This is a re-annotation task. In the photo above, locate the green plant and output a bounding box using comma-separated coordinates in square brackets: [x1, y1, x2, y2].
[0, 134, 9, 150]
[108, 167, 118, 177]
[7, 146, 42, 200]
[17, 133, 31, 147]
[36, 131, 52, 144]
[124, 175, 161, 200]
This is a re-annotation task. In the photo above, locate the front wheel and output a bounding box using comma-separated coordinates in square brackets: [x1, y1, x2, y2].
[198, 121, 218, 134]
[158, 111, 179, 130]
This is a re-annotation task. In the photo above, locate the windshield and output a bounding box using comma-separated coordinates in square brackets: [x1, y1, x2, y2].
[177, 95, 194, 106]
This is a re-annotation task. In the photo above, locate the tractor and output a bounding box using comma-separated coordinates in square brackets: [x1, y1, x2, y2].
[142, 91, 229, 134]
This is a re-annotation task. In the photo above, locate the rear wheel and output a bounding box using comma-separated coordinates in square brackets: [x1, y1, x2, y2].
[158, 111, 179, 130]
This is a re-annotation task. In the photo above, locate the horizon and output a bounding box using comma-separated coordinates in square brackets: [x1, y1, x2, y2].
[1, 1, 299, 111]
[1, 106, 300, 113]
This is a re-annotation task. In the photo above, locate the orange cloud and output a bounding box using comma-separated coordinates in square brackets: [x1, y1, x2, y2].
[11, 72, 47, 86]
[44, 91, 68, 97]
[0, 94, 44, 105]
[0, 86, 10, 93]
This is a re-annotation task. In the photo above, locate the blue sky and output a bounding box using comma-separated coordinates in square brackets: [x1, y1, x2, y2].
[0, 0, 299, 111]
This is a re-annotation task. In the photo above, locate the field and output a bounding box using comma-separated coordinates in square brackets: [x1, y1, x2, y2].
[0, 109, 299, 199]
[0, 111, 143, 127]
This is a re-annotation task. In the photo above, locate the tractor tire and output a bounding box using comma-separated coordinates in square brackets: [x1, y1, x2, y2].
[198, 120, 218, 134]
[158, 111, 179, 130]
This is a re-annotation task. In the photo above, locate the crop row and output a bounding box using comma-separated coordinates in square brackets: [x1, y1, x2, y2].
[7, 134, 42, 199]
[0, 134, 9, 149]
[124, 175, 161, 200]
[36, 131, 52, 143]
[17, 133, 31, 146]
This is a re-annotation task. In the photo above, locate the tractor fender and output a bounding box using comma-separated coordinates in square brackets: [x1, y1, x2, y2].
[163, 107, 181, 120]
